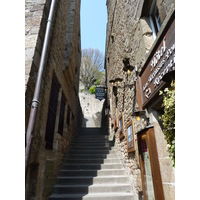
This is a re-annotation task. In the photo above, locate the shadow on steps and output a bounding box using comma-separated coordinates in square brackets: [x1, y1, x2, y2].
[48, 127, 134, 200]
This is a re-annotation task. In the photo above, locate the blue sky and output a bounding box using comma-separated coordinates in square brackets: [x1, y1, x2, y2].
[81, 0, 107, 55]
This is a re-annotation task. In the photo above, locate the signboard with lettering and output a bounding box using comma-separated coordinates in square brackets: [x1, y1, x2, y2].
[139, 17, 175, 108]
[95, 87, 106, 100]
[126, 119, 136, 153]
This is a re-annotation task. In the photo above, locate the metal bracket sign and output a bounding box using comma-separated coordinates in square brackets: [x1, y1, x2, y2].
[95, 87, 106, 100]
[139, 16, 175, 108]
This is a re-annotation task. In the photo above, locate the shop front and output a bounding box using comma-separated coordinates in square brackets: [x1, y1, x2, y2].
[136, 11, 175, 200]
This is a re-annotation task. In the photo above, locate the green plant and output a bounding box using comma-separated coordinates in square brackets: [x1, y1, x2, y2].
[94, 78, 101, 86]
[159, 80, 175, 167]
[89, 85, 96, 94]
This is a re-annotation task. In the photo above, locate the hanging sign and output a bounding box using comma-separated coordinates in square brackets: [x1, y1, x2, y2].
[139, 17, 175, 108]
[95, 87, 106, 100]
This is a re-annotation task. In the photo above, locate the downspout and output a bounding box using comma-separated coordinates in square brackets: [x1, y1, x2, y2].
[25, 0, 57, 173]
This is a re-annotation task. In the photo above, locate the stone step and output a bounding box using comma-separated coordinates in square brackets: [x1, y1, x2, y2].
[78, 128, 108, 133]
[77, 133, 109, 136]
[49, 193, 134, 200]
[77, 135, 109, 138]
[70, 143, 115, 148]
[61, 163, 123, 170]
[52, 184, 131, 194]
[55, 176, 129, 185]
[73, 139, 110, 143]
[76, 134, 109, 138]
[69, 146, 115, 151]
[71, 141, 112, 146]
[58, 169, 126, 176]
[77, 134, 109, 137]
[67, 153, 119, 159]
[48, 127, 135, 200]
[76, 133, 109, 136]
[69, 149, 118, 155]
[63, 158, 121, 164]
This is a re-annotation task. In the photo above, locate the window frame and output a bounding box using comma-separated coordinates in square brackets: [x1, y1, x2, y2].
[45, 74, 60, 150]
[149, 0, 161, 39]
[58, 92, 66, 136]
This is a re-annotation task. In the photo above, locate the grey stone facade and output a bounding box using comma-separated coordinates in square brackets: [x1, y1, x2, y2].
[25, 0, 81, 199]
[105, 0, 175, 199]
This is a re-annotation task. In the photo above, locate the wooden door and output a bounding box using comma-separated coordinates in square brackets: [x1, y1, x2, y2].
[138, 127, 164, 200]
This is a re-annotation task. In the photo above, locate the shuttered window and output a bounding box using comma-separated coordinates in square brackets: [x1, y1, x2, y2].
[66, 105, 71, 127]
[45, 75, 60, 150]
[58, 93, 66, 135]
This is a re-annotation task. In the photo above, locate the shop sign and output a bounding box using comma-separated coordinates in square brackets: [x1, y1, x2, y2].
[139, 19, 175, 108]
[95, 87, 106, 100]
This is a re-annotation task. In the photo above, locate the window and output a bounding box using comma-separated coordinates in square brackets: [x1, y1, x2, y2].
[66, 105, 71, 127]
[45, 75, 60, 150]
[58, 93, 66, 135]
[149, 0, 161, 39]
[111, 35, 114, 43]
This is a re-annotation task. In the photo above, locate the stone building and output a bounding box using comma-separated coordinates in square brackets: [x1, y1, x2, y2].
[25, 0, 81, 199]
[105, 0, 175, 199]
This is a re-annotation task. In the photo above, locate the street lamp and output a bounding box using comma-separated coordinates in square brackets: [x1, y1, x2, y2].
[114, 78, 123, 86]
[132, 110, 146, 121]
[109, 79, 115, 85]
[122, 58, 134, 75]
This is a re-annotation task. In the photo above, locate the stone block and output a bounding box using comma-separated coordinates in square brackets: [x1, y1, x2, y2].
[25, 34, 38, 48]
[25, 47, 35, 61]
[30, 26, 40, 34]
[30, 4, 44, 12]
[26, 16, 42, 27]
[163, 183, 175, 200]
[159, 158, 175, 183]
[143, 35, 154, 51]
[36, 0, 45, 5]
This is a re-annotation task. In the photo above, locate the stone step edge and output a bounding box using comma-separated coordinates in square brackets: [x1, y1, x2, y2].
[53, 184, 131, 189]
[67, 153, 119, 156]
[59, 169, 125, 172]
[56, 175, 129, 179]
[64, 158, 120, 161]
[49, 192, 134, 198]
[62, 163, 122, 166]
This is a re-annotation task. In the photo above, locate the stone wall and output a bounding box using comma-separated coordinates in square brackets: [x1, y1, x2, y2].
[25, 0, 81, 199]
[25, 0, 51, 130]
[105, 0, 175, 199]
[79, 93, 105, 128]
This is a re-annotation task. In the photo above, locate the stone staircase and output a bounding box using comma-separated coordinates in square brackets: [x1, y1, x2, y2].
[48, 128, 135, 200]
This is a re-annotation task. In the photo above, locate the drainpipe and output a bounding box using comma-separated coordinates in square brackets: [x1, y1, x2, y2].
[25, 0, 57, 173]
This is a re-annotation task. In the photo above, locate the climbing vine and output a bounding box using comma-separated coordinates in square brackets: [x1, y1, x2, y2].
[159, 80, 175, 167]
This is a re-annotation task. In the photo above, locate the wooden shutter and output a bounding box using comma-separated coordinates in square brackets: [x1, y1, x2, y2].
[58, 93, 66, 135]
[66, 105, 71, 126]
[45, 76, 60, 150]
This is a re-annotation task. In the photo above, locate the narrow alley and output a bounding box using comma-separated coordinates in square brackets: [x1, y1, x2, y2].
[25, 0, 175, 200]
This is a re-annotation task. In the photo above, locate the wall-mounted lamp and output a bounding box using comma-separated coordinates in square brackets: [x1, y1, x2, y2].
[114, 78, 123, 85]
[123, 58, 134, 75]
[109, 79, 115, 85]
[132, 110, 146, 121]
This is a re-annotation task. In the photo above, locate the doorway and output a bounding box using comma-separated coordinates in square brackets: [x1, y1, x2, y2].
[138, 126, 164, 200]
